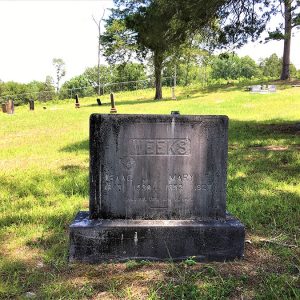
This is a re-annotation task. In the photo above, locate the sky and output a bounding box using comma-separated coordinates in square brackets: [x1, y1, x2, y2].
[0, 0, 299, 84]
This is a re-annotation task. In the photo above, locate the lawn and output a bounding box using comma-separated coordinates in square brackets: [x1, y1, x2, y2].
[0, 84, 299, 299]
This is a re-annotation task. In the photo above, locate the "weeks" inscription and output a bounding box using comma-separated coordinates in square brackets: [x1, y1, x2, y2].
[129, 138, 191, 156]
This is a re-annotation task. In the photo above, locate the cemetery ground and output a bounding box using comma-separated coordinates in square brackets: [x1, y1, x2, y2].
[0, 84, 299, 299]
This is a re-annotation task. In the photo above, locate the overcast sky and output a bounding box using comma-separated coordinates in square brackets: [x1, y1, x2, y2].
[0, 0, 299, 84]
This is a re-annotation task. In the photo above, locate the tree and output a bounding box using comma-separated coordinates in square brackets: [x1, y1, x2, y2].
[83, 65, 115, 91]
[211, 54, 241, 80]
[27, 78, 56, 102]
[0, 81, 28, 105]
[211, 54, 259, 80]
[114, 63, 147, 83]
[102, 1, 171, 99]
[163, 37, 210, 86]
[240, 56, 260, 78]
[102, 0, 227, 99]
[266, 1, 300, 80]
[259, 53, 282, 78]
[215, 0, 300, 80]
[259, 53, 298, 79]
[40, 76, 56, 101]
[52, 58, 66, 92]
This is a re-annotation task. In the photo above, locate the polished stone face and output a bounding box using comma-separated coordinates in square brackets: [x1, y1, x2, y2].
[89, 114, 228, 220]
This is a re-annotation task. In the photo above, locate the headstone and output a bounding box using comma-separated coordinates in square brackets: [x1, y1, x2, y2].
[29, 99, 34, 111]
[1, 103, 7, 113]
[6, 100, 14, 114]
[250, 85, 261, 93]
[69, 114, 245, 263]
[75, 94, 80, 108]
[268, 85, 276, 93]
[97, 98, 102, 106]
[110, 93, 117, 113]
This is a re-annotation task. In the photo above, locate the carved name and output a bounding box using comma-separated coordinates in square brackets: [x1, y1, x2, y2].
[129, 139, 191, 156]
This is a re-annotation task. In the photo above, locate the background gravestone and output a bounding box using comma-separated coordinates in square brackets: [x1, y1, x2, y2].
[2, 103, 7, 113]
[69, 114, 245, 262]
[29, 99, 34, 111]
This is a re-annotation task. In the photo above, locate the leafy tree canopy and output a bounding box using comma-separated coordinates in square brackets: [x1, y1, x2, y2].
[102, 0, 228, 99]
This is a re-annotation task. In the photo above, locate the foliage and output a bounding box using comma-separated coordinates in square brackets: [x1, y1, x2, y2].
[114, 63, 147, 83]
[206, 0, 269, 48]
[26, 77, 56, 102]
[163, 36, 209, 86]
[207, 0, 300, 79]
[83, 63, 147, 84]
[0, 81, 28, 105]
[82, 63, 147, 95]
[211, 54, 259, 80]
[59, 75, 94, 99]
[0, 78, 56, 105]
[266, 1, 300, 42]
[83, 65, 115, 88]
[265, 0, 300, 79]
[102, 0, 226, 99]
[260, 53, 282, 78]
[259, 53, 298, 78]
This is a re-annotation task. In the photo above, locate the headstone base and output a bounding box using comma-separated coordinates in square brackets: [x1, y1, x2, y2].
[69, 212, 245, 263]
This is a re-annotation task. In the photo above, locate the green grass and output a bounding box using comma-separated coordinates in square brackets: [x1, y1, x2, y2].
[0, 84, 299, 299]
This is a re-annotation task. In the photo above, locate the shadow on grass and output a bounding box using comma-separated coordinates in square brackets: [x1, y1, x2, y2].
[0, 164, 89, 227]
[82, 96, 178, 108]
[60, 140, 89, 153]
[81, 89, 210, 108]
[0, 163, 91, 298]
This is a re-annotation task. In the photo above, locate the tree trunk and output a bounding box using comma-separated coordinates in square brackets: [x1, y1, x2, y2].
[154, 51, 163, 100]
[280, 0, 292, 80]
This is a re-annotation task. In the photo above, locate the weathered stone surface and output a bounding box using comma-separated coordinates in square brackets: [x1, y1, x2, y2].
[89, 114, 228, 220]
[69, 114, 245, 263]
[69, 211, 245, 263]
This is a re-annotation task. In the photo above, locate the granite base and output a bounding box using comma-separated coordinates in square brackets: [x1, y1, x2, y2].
[69, 211, 245, 263]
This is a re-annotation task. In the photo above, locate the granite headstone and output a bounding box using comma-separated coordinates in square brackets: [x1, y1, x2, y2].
[69, 114, 245, 262]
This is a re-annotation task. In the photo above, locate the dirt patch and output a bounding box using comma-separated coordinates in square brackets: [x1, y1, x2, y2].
[260, 123, 300, 135]
[250, 145, 300, 151]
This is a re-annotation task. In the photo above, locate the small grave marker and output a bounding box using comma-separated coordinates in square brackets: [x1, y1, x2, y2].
[75, 94, 80, 108]
[1, 103, 7, 113]
[29, 99, 34, 111]
[110, 93, 117, 113]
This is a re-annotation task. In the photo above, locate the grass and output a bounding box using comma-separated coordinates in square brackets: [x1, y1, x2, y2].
[0, 83, 299, 299]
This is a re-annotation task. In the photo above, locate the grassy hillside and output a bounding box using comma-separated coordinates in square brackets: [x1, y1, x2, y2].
[0, 85, 299, 299]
